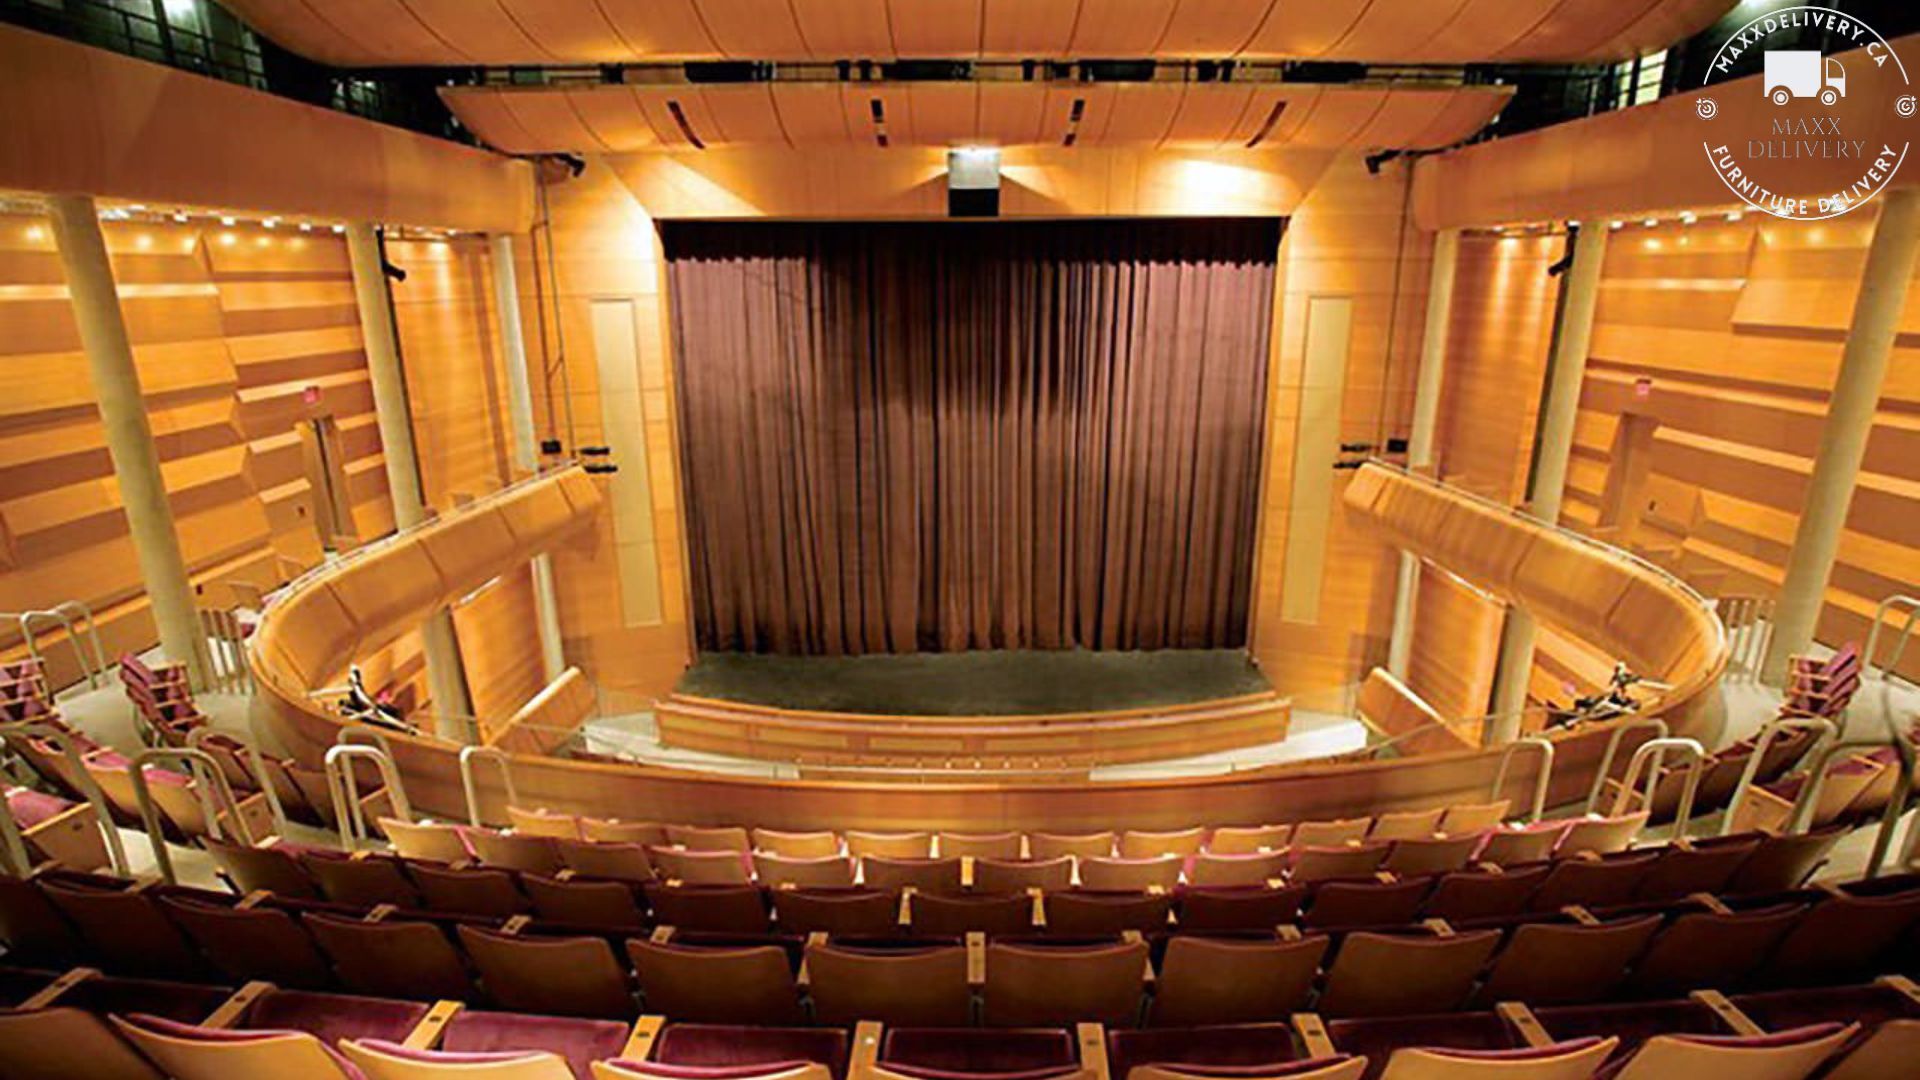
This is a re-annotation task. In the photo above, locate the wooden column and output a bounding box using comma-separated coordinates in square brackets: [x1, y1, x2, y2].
[1387, 227, 1459, 678]
[1489, 223, 1609, 743]
[1764, 188, 1920, 683]
[346, 221, 476, 738]
[47, 195, 210, 689]
[491, 234, 566, 684]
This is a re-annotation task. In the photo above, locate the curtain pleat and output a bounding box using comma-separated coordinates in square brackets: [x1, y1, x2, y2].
[665, 219, 1280, 655]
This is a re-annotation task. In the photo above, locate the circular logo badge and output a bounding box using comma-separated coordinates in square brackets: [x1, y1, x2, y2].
[1696, 5, 1912, 219]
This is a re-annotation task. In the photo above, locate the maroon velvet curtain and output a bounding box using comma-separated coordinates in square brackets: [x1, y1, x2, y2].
[665, 219, 1279, 655]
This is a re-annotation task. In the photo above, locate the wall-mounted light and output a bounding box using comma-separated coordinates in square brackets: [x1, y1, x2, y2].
[948, 146, 1001, 218]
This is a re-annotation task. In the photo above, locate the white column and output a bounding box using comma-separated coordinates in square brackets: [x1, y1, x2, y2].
[48, 195, 211, 690]
[1764, 188, 1920, 683]
[490, 234, 567, 683]
[1489, 222, 1610, 744]
[346, 222, 476, 738]
[1387, 227, 1460, 678]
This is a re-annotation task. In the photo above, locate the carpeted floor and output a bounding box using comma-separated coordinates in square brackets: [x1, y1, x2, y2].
[674, 649, 1273, 715]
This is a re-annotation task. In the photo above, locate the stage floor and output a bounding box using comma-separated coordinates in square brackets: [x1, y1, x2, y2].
[674, 649, 1273, 715]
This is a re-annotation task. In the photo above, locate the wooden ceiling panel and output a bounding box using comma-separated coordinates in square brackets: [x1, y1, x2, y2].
[226, 0, 371, 67]
[980, 0, 1080, 58]
[789, 0, 896, 58]
[400, 1, 547, 63]
[905, 85, 981, 146]
[499, 91, 606, 152]
[1162, 84, 1255, 149]
[593, 0, 720, 57]
[444, 82, 1512, 153]
[1241, 0, 1366, 58]
[441, 90, 541, 154]
[884, 0, 982, 57]
[770, 84, 854, 146]
[309, 0, 460, 64]
[693, 0, 813, 58]
[975, 83, 1053, 146]
[1066, 0, 1181, 56]
[1157, 0, 1275, 57]
[566, 89, 664, 152]
[698, 85, 790, 145]
[495, 0, 638, 62]
[228, 0, 1738, 63]
[1405, 0, 1557, 64]
[1318, 0, 1470, 62]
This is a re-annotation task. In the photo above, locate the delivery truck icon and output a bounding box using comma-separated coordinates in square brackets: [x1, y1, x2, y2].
[1765, 51, 1846, 106]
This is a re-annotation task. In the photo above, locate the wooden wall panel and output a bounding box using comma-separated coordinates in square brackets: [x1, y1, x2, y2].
[452, 566, 545, 729]
[1433, 232, 1559, 503]
[0, 213, 387, 685]
[1249, 154, 1431, 709]
[1570, 210, 1920, 681]
[1405, 568, 1501, 722]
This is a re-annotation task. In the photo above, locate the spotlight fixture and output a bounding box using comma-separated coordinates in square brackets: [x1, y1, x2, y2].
[221, 216, 236, 226]
[1609, 220, 1624, 230]
[1642, 217, 1657, 227]
[332, 224, 346, 234]
[1679, 211, 1696, 224]
[263, 218, 278, 229]
[172, 211, 188, 223]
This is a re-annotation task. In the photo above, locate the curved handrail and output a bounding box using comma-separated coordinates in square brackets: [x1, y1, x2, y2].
[0, 721, 131, 877]
[1718, 716, 1836, 837]
[1864, 594, 1919, 681]
[187, 727, 290, 837]
[1583, 718, 1671, 815]
[1612, 737, 1707, 837]
[1490, 737, 1555, 823]
[459, 746, 518, 826]
[129, 747, 253, 884]
[8, 602, 111, 691]
[325, 743, 411, 850]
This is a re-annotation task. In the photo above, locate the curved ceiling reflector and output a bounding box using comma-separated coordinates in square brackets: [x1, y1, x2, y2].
[223, 0, 1738, 66]
[441, 82, 1512, 155]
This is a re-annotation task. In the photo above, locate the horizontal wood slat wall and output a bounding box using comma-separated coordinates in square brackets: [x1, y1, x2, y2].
[0, 212, 389, 687]
[1569, 211, 1920, 681]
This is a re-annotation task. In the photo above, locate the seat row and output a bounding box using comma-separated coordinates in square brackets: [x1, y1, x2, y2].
[9, 864, 1917, 1026]
[0, 959, 1913, 1080]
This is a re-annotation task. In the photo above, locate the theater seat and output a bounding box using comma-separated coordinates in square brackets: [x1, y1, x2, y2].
[754, 853, 856, 889]
[301, 850, 423, 907]
[1080, 856, 1182, 892]
[523, 874, 649, 927]
[381, 818, 472, 864]
[1381, 835, 1480, 877]
[884, 1026, 1077, 1073]
[469, 830, 565, 876]
[627, 938, 803, 1024]
[939, 832, 1024, 860]
[1292, 819, 1372, 848]
[1377, 1038, 1616, 1080]
[582, 820, 668, 848]
[1753, 887, 1920, 986]
[1524, 853, 1656, 912]
[648, 1022, 847, 1078]
[439, 1008, 633, 1079]
[983, 939, 1148, 1026]
[847, 832, 934, 859]
[1477, 822, 1570, 867]
[651, 847, 752, 886]
[1029, 832, 1115, 861]
[343, 1038, 578, 1079]
[1045, 891, 1172, 936]
[1471, 915, 1662, 1006]
[459, 926, 635, 1019]
[1302, 878, 1431, 930]
[158, 896, 335, 989]
[1367, 809, 1444, 842]
[40, 879, 205, 979]
[1555, 813, 1647, 858]
[1121, 829, 1207, 860]
[560, 841, 656, 884]
[909, 892, 1032, 936]
[1315, 929, 1500, 1019]
[1207, 826, 1293, 855]
[1136, 1059, 1363, 1080]
[646, 884, 771, 933]
[507, 806, 584, 840]
[1150, 934, 1327, 1026]
[1289, 845, 1389, 884]
[1611, 1023, 1856, 1080]
[1177, 886, 1306, 932]
[413, 864, 532, 918]
[305, 912, 477, 1002]
[112, 1014, 362, 1079]
[1622, 903, 1805, 998]
[806, 940, 971, 1026]
[863, 856, 964, 894]
[1187, 852, 1288, 888]
[205, 838, 322, 899]
[598, 1060, 830, 1080]
[753, 830, 842, 859]
[771, 888, 897, 936]
[974, 857, 1074, 894]
[0, 1004, 165, 1080]
[1108, 1022, 1304, 1080]
[1419, 865, 1549, 923]
[667, 826, 752, 853]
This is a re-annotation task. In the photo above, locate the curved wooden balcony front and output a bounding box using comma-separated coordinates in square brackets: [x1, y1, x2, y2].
[251, 463, 1726, 832]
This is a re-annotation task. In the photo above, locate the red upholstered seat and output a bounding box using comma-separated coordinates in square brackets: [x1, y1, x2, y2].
[158, 896, 334, 989]
[806, 941, 970, 1027]
[40, 879, 206, 979]
[460, 926, 635, 1019]
[111, 1012, 365, 1080]
[1108, 1022, 1303, 1080]
[882, 1027, 1077, 1073]
[439, 1008, 635, 1080]
[1623, 902, 1805, 998]
[983, 939, 1148, 1027]
[304, 911, 477, 1002]
[239, 987, 431, 1047]
[627, 938, 802, 1025]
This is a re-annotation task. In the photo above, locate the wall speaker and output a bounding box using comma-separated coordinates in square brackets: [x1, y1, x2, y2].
[948, 147, 1001, 218]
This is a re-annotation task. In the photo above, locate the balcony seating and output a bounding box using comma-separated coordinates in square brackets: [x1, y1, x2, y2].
[1315, 929, 1502, 1018]
[460, 926, 635, 1019]
[1301, 878, 1432, 930]
[382, 819, 473, 864]
[1081, 856, 1184, 892]
[1120, 829, 1208, 860]
[651, 847, 753, 886]
[908, 892, 1032, 936]
[560, 840, 655, 883]
[304, 910, 478, 1001]
[773, 888, 899, 936]
[1289, 844, 1390, 884]
[583, 820, 669, 847]
[1207, 825, 1293, 855]
[1472, 916, 1664, 1006]
[644, 883, 771, 933]
[1187, 851, 1289, 888]
[755, 830, 844, 858]
[669, 826, 752, 853]
[847, 832, 935, 859]
[1292, 819, 1372, 848]
[1367, 810, 1446, 842]
[863, 856, 964, 894]
[1046, 891, 1174, 936]
[525, 874, 651, 926]
[1030, 832, 1117, 860]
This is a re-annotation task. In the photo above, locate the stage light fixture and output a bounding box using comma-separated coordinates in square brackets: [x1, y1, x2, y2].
[948, 146, 1001, 217]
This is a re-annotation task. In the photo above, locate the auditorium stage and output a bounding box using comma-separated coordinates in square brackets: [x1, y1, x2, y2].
[674, 649, 1272, 716]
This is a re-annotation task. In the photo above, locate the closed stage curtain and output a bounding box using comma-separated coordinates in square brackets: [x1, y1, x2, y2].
[665, 218, 1279, 655]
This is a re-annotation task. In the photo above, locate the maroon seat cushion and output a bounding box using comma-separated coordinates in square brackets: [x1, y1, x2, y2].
[611, 1063, 819, 1080]
[882, 1028, 1076, 1074]
[880, 1066, 1081, 1080]
[1117, 1062, 1355, 1080]
[1107, 1022, 1300, 1080]
[243, 989, 430, 1048]
[442, 1009, 633, 1080]
[656, 1024, 851, 1079]
[1532, 998, 1721, 1068]
[116, 1013, 368, 1078]
[6, 788, 73, 829]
